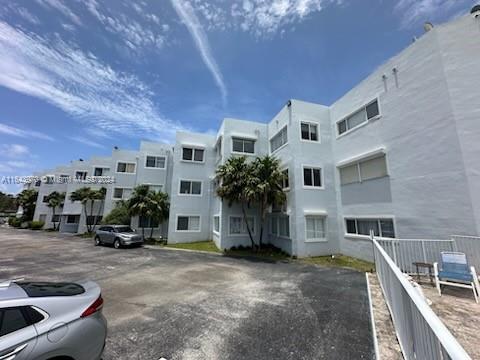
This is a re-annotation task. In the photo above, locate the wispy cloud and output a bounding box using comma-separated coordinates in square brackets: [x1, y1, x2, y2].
[171, 0, 228, 104]
[0, 123, 53, 141]
[395, 0, 474, 28]
[1, 144, 31, 158]
[16, 7, 41, 25]
[69, 136, 106, 149]
[35, 0, 82, 26]
[0, 21, 185, 141]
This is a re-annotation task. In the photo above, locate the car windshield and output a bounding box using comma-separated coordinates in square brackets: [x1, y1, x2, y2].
[16, 282, 85, 297]
[116, 227, 134, 233]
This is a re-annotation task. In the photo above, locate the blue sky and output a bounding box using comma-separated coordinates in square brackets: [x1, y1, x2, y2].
[0, 0, 476, 193]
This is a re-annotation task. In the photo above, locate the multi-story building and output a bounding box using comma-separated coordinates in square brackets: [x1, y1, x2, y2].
[25, 13, 480, 261]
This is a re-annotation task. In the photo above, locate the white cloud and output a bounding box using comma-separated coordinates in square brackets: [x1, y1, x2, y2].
[395, 0, 474, 28]
[16, 7, 41, 25]
[1, 144, 31, 158]
[69, 136, 106, 149]
[0, 21, 185, 141]
[171, 0, 228, 104]
[0, 123, 53, 141]
[35, 0, 82, 26]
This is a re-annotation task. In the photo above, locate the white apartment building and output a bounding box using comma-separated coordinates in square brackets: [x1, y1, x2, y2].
[27, 14, 480, 261]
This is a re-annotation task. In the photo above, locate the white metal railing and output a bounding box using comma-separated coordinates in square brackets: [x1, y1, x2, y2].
[377, 235, 480, 275]
[452, 235, 480, 272]
[372, 235, 471, 360]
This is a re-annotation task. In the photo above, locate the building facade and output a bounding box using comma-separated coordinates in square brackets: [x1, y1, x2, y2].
[25, 14, 480, 261]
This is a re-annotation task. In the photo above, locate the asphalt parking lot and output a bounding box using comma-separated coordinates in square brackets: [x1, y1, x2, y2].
[0, 227, 374, 360]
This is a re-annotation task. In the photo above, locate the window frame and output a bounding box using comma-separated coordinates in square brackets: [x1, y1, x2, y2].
[74, 170, 87, 181]
[66, 215, 80, 224]
[281, 168, 290, 191]
[175, 215, 201, 232]
[302, 165, 324, 189]
[305, 215, 327, 243]
[270, 125, 288, 153]
[336, 98, 381, 138]
[213, 215, 220, 234]
[115, 161, 136, 174]
[145, 155, 167, 169]
[338, 154, 388, 186]
[228, 215, 255, 236]
[181, 147, 205, 163]
[112, 187, 132, 200]
[300, 121, 320, 142]
[178, 179, 203, 196]
[343, 216, 396, 239]
[269, 215, 290, 239]
[231, 137, 256, 155]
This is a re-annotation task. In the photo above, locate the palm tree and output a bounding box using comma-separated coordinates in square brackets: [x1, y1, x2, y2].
[45, 191, 66, 230]
[69, 187, 100, 233]
[248, 156, 286, 247]
[215, 156, 256, 248]
[146, 190, 170, 239]
[92, 187, 107, 232]
[127, 185, 150, 239]
[17, 189, 38, 222]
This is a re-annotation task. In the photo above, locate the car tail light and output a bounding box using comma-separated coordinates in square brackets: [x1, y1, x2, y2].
[81, 295, 104, 318]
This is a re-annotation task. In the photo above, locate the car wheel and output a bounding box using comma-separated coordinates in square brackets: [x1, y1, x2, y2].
[94, 236, 101, 246]
[114, 239, 121, 249]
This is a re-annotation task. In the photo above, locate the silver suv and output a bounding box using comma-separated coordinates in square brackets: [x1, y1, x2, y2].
[0, 280, 107, 360]
[94, 225, 143, 249]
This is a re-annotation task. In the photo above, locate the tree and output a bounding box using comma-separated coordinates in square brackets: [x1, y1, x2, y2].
[45, 191, 66, 230]
[69, 187, 106, 233]
[127, 185, 150, 239]
[92, 187, 107, 232]
[248, 156, 286, 247]
[102, 200, 130, 225]
[215, 156, 256, 248]
[146, 190, 169, 239]
[0, 192, 17, 212]
[17, 189, 38, 222]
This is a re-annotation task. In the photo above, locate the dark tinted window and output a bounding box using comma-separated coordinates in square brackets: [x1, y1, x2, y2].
[301, 123, 309, 140]
[313, 169, 322, 187]
[23, 307, 45, 325]
[337, 120, 347, 135]
[366, 100, 379, 119]
[0, 308, 28, 337]
[346, 219, 357, 234]
[303, 168, 312, 186]
[146, 156, 156, 167]
[194, 149, 204, 162]
[182, 147, 193, 161]
[177, 216, 189, 230]
[115, 226, 133, 233]
[380, 220, 395, 238]
[16, 282, 85, 297]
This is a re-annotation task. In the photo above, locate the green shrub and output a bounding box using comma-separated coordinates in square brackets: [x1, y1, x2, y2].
[29, 221, 45, 230]
[8, 217, 22, 228]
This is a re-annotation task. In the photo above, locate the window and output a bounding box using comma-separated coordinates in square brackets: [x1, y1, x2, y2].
[281, 169, 289, 190]
[66, 215, 79, 224]
[45, 176, 54, 184]
[270, 215, 290, 238]
[34, 179, 41, 187]
[59, 174, 69, 183]
[213, 216, 220, 233]
[146, 156, 166, 169]
[270, 126, 288, 152]
[0, 308, 28, 337]
[113, 188, 132, 200]
[94, 168, 104, 176]
[75, 171, 87, 180]
[232, 138, 255, 154]
[229, 216, 254, 235]
[139, 216, 159, 228]
[339, 155, 388, 185]
[179, 180, 202, 195]
[42, 195, 48, 203]
[147, 184, 163, 193]
[272, 199, 287, 213]
[182, 147, 204, 162]
[301, 122, 318, 141]
[86, 216, 102, 226]
[345, 218, 395, 238]
[116, 162, 136, 173]
[176, 216, 200, 231]
[303, 167, 322, 188]
[337, 99, 380, 136]
[51, 214, 60, 222]
[306, 216, 326, 240]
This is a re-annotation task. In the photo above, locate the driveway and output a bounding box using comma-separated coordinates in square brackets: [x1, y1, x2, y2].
[0, 227, 374, 359]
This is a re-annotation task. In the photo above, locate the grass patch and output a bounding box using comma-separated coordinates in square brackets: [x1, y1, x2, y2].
[224, 244, 290, 261]
[164, 240, 221, 253]
[75, 232, 94, 238]
[300, 254, 374, 273]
